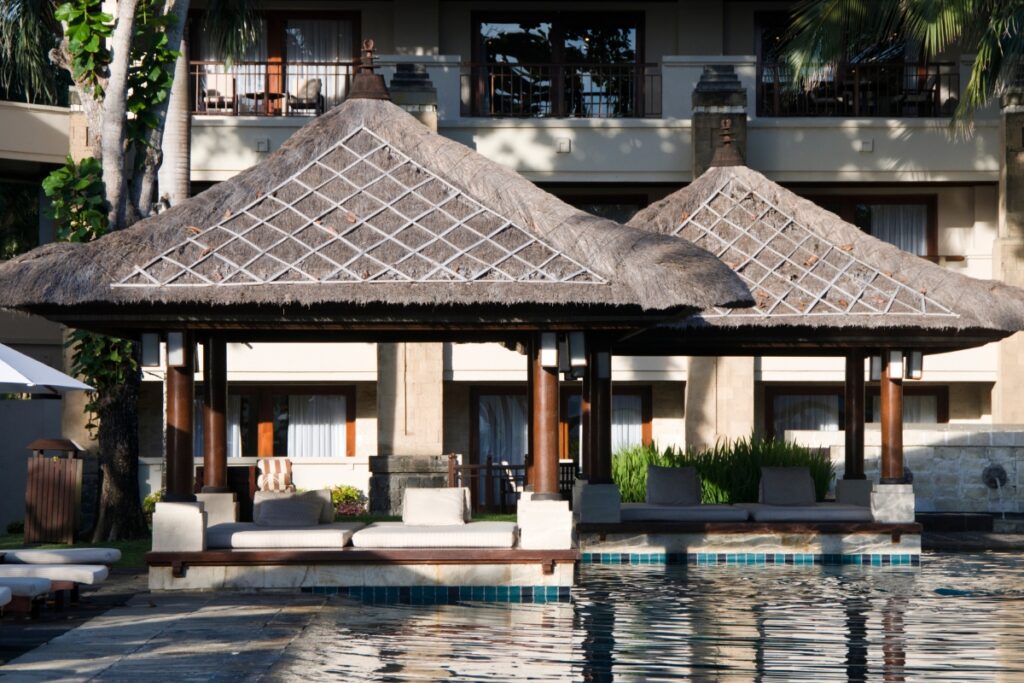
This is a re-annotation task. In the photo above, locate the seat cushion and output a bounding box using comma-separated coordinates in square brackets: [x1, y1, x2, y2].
[0, 564, 108, 585]
[760, 467, 816, 506]
[351, 522, 517, 549]
[3, 548, 121, 565]
[254, 495, 324, 527]
[0, 577, 51, 597]
[647, 466, 701, 506]
[743, 503, 873, 523]
[0, 586, 9, 607]
[402, 488, 467, 526]
[621, 503, 750, 523]
[254, 490, 334, 525]
[207, 522, 364, 549]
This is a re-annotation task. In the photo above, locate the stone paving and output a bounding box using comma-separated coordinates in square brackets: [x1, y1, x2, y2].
[0, 591, 325, 682]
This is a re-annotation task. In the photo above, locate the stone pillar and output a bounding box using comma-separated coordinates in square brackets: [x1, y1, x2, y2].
[880, 352, 904, 484]
[583, 335, 612, 483]
[376, 343, 444, 456]
[993, 89, 1024, 423]
[201, 336, 228, 493]
[844, 351, 866, 479]
[165, 335, 195, 501]
[389, 63, 438, 131]
[692, 65, 747, 178]
[530, 334, 560, 498]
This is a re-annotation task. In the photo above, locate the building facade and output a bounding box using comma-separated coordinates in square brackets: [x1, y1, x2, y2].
[0, 0, 1017, 507]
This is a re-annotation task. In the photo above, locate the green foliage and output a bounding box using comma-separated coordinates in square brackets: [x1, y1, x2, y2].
[6, 519, 24, 535]
[0, 182, 40, 259]
[66, 329, 137, 433]
[126, 0, 179, 152]
[331, 485, 368, 516]
[206, 0, 264, 65]
[42, 156, 108, 242]
[0, 1, 64, 105]
[54, 0, 112, 98]
[142, 490, 162, 521]
[612, 435, 835, 504]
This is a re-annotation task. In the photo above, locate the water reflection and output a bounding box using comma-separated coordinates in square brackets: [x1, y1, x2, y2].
[272, 554, 1024, 682]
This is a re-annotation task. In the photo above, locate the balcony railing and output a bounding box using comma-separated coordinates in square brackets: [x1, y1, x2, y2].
[757, 62, 959, 117]
[189, 60, 356, 116]
[461, 62, 661, 118]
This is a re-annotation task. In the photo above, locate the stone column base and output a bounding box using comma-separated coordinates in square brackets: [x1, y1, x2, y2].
[836, 479, 874, 508]
[572, 481, 621, 524]
[152, 502, 207, 552]
[518, 497, 573, 549]
[195, 492, 238, 526]
[870, 484, 915, 523]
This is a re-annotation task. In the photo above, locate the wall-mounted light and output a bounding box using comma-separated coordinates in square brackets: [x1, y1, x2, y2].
[568, 331, 586, 370]
[888, 349, 903, 378]
[905, 350, 923, 380]
[869, 355, 882, 382]
[141, 333, 160, 368]
[539, 332, 558, 368]
[166, 332, 187, 368]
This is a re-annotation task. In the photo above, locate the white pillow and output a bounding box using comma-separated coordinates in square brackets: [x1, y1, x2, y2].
[646, 466, 701, 506]
[402, 488, 467, 526]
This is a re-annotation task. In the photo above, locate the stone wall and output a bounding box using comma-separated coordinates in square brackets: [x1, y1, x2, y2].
[787, 426, 1024, 513]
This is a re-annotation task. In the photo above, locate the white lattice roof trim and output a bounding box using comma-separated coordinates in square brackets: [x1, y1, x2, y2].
[114, 127, 605, 288]
[675, 176, 956, 318]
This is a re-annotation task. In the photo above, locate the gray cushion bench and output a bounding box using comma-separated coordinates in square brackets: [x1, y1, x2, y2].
[621, 503, 750, 523]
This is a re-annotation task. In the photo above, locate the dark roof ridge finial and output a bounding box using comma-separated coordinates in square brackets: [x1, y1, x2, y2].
[709, 117, 744, 168]
[349, 38, 391, 101]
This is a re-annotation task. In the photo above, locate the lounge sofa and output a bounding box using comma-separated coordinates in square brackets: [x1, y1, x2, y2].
[206, 489, 364, 549]
[351, 488, 518, 549]
[737, 467, 873, 523]
[620, 466, 750, 522]
[0, 577, 50, 616]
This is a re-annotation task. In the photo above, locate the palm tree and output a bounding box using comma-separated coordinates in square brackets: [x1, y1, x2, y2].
[781, 0, 1024, 124]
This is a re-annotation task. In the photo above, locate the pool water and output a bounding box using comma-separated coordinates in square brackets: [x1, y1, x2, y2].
[272, 553, 1024, 681]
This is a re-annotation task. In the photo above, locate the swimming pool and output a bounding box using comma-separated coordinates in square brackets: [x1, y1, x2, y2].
[272, 552, 1024, 681]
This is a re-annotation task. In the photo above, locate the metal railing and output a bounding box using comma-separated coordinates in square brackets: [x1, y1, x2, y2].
[757, 61, 959, 117]
[189, 60, 357, 116]
[447, 454, 577, 513]
[461, 62, 661, 118]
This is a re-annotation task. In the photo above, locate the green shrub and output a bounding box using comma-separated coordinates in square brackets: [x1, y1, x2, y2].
[6, 519, 24, 535]
[331, 485, 367, 516]
[612, 435, 834, 504]
[142, 490, 163, 523]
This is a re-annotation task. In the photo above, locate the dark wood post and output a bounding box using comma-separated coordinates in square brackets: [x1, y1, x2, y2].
[530, 333, 560, 498]
[202, 336, 229, 492]
[581, 355, 593, 478]
[165, 334, 195, 501]
[525, 337, 536, 486]
[844, 351, 866, 479]
[880, 352, 904, 484]
[584, 335, 613, 484]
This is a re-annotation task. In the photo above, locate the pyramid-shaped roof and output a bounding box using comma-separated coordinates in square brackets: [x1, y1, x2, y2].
[0, 99, 750, 332]
[627, 164, 1024, 345]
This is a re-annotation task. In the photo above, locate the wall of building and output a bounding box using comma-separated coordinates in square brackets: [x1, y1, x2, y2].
[0, 399, 63, 530]
[0, 102, 69, 165]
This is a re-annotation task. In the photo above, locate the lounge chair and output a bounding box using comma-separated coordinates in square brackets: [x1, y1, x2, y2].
[0, 564, 109, 586]
[206, 489, 364, 549]
[737, 467, 873, 523]
[2, 548, 120, 565]
[204, 71, 236, 113]
[0, 577, 52, 617]
[0, 586, 9, 609]
[257, 457, 296, 492]
[287, 78, 324, 116]
[620, 466, 750, 523]
[351, 488, 518, 549]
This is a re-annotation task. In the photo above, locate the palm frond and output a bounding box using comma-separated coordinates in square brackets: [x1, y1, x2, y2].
[204, 0, 263, 66]
[0, 0, 61, 104]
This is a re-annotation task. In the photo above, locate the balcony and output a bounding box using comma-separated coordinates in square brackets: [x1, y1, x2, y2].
[189, 60, 356, 116]
[459, 62, 661, 119]
[756, 61, 960, 118]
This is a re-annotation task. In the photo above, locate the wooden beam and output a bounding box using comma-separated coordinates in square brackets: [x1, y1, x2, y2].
[530, 334, 560, 497]
[202, 336, 229, 492]
[165, 334, 195, 501]
[880, 352, 904, 484]
[146, 548, 580, 567]
[844, 351, 866, 480]
[584, 334, 613, 483]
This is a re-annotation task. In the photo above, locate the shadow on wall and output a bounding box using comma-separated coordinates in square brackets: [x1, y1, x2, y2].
[0, 399, 62, 531]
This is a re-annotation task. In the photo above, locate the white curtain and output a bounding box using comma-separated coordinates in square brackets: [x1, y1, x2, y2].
[773, 394, 841, 437]
[612, 394, 644, 453]
[870, 394, 939, 424]
[478, 394, 528, 466]
[867, 204, 928, 255]
[226, 394, 243, 458]
[287, 394, 347, 457]
[285, 20, 354, 108]
[193, 24, 269, 114]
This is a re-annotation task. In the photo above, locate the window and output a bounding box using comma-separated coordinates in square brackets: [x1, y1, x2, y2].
[0, 182, 40, 259]
[560, 386, 652, 465]
[764, 387, 843, 439]
[808, 195, 937, 257]
[473, 389, 529, 468]
[868, 386, 948, 424]
[470, 12, 646, 118]
[194, 385, 355, 457]
[561, 194, 647, 223]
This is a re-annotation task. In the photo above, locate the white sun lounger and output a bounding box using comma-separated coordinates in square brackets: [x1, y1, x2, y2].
[2, 548, 121, 565]
[0, 564, 108, 585]
[0, 577, 53, 617]
[0, 586, 10, 608]
[351, 522, 518, 549]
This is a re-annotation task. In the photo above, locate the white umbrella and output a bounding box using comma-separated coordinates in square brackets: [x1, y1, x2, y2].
[0, 343, 93, 393]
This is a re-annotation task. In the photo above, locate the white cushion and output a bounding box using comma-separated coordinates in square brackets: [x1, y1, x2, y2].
[0, 577, 51, 597]
[646, 466, 701, 506]
[254, 490, 333, 525]
[254, 495, 323, 527]
[760, 467, 816, 506]
[207, 522, 364, 549]
[402, 488, 467, 526]
[351, 522, 517, 549]
[741, 503, 873, 523]
[0, 586, 9, 606]
[0, 564, 108, 585]
[621, 503, 750, 522]
[3, 548, 120, 565]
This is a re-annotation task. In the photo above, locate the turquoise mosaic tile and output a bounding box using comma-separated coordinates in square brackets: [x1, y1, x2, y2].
[580, 552, 920, 567]
[303, 585, 572, 604]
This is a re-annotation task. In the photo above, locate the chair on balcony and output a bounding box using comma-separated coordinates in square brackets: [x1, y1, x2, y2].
[895, 73, 940, 116]
[287, 78, 324, 116]
[203, 72, 237, 114]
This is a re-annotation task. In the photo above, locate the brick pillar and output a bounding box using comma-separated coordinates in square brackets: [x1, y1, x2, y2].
[993, 89, 1024, 423]
[389, 63, 438, 132]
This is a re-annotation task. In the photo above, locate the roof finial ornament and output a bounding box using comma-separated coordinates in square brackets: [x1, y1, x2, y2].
[349, 38, 391, 101]
[709, 116, 744, 167]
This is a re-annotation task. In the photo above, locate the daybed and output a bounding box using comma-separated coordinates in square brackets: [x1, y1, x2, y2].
[2, 548, 121, 565]
[205, 489, 365, 549]
[0, 564, 109, 585]
[0, 577, 52, 616]
[740, 467, 873, 523]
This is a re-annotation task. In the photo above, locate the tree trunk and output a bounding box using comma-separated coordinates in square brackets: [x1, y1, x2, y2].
[91, 353, 148, 542]
[100, 0, 140, 230]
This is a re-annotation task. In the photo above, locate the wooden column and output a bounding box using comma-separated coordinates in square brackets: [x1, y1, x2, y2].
[880, 352, 904, 484]
[581, 358, 593, 478]
[202, 336, 229, 492]
[165, 334, 195, 501]
[525, 338, 536, 485]
[844, 351, 866, 479]
[584, 335, 613, 484]
[530, 333, 560, 498]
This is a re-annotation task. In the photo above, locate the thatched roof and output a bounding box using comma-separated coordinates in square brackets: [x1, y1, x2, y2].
[0, 98, 750, 332]
[626, 164, 1024, 347]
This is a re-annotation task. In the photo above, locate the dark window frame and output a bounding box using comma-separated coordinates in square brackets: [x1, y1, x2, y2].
[804, 193, 939, 257]
[559, 383, 653, 460]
